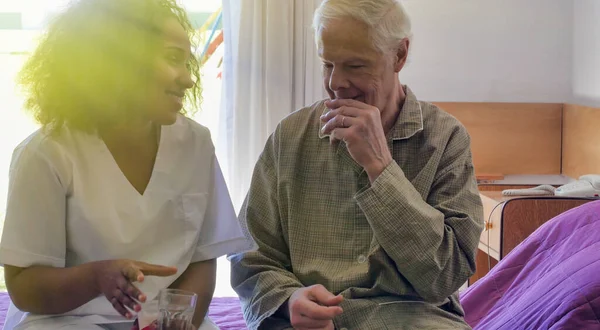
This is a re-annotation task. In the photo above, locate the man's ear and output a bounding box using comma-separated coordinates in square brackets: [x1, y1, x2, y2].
[394, 38, 410, 72]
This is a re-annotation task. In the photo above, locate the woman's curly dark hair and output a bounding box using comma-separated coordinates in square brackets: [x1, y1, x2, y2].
[18, 0, 202, 133]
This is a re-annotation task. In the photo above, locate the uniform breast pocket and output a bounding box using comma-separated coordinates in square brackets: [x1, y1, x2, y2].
[180, 193, 209, 245]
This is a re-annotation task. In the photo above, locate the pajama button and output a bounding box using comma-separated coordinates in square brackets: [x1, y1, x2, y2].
[357, 255, 366, 263]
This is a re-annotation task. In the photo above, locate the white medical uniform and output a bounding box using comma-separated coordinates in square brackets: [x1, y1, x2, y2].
[0, 116, 252, 330]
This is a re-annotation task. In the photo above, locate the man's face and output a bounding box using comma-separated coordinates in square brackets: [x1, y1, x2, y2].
[318, 18, 406, 112]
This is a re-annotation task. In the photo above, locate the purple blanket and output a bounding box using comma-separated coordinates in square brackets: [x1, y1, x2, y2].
[0, 293, 247, 330]
[460, 200, 600, 329]
[0, 292, 8, 329]
[206, 297, 247, 330]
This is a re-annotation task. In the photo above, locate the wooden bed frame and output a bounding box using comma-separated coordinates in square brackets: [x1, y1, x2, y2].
[433, 101, 600, 286]
[432, 101, 600, 178]
[470, 195, 597, 285]
[499, 197, 597, 258]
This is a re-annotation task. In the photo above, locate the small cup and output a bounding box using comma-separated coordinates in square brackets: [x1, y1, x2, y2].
[157, 289, 197, 330]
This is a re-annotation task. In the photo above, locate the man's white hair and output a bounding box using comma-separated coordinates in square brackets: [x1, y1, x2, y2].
[312, 0, 412, 54]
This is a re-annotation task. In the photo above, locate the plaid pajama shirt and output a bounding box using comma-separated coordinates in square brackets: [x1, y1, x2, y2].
[230, 86, 484, 330]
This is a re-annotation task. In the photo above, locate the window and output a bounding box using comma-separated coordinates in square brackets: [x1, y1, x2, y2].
[0, 0, 235, 297]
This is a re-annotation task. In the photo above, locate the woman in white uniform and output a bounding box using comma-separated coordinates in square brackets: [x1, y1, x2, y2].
[0, 1, 251, 329]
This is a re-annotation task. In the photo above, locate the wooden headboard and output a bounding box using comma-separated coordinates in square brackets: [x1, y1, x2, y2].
[433, 102, 563, 176]
[500, 197, 596, 258]
[562, 104, 600, 178]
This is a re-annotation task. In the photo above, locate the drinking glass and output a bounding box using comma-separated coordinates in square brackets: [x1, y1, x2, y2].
[157, 289, 197, 330]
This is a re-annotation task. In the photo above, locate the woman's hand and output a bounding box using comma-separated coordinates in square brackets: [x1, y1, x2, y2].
[93, 260, 177, 319]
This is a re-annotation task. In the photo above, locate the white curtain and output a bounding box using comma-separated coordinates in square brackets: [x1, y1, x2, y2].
[219, 0, 326, 210]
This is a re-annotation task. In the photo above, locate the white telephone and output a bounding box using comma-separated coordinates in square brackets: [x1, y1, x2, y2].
[554, 174, 600, 198]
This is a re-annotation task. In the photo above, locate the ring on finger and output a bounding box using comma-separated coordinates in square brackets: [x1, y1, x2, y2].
[341, 116, 346, 127]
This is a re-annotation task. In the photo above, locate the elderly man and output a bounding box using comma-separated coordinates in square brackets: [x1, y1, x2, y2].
[229, 0, 484, 329]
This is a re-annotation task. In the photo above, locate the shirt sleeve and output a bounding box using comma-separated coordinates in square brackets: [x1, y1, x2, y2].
[228, 129, 304, 330]
[0, 145, 67, 268]
[190, 156, 253, 263]
[355, 125, 484, 303]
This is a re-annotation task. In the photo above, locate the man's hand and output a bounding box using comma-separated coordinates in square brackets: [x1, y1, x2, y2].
[321, 99, 393, 182]
[93, 260, 177, 319]
[288, 285, 343, 330]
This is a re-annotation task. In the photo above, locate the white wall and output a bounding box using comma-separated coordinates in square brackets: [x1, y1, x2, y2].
[572, 0, 600, 106]
[400, 0, 573, 103]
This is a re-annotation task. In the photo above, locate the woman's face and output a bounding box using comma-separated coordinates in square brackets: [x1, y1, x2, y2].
[144, 17, 195, 125]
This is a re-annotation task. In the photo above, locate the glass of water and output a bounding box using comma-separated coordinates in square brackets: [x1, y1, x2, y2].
[157, 289, 197, 330]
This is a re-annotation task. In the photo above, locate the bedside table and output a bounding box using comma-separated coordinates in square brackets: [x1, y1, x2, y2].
[469, 191, 596, 286]
[479, 191, 513, 260]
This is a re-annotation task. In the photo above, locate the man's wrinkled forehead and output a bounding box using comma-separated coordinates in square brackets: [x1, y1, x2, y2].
[316, 20, 378, 61]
